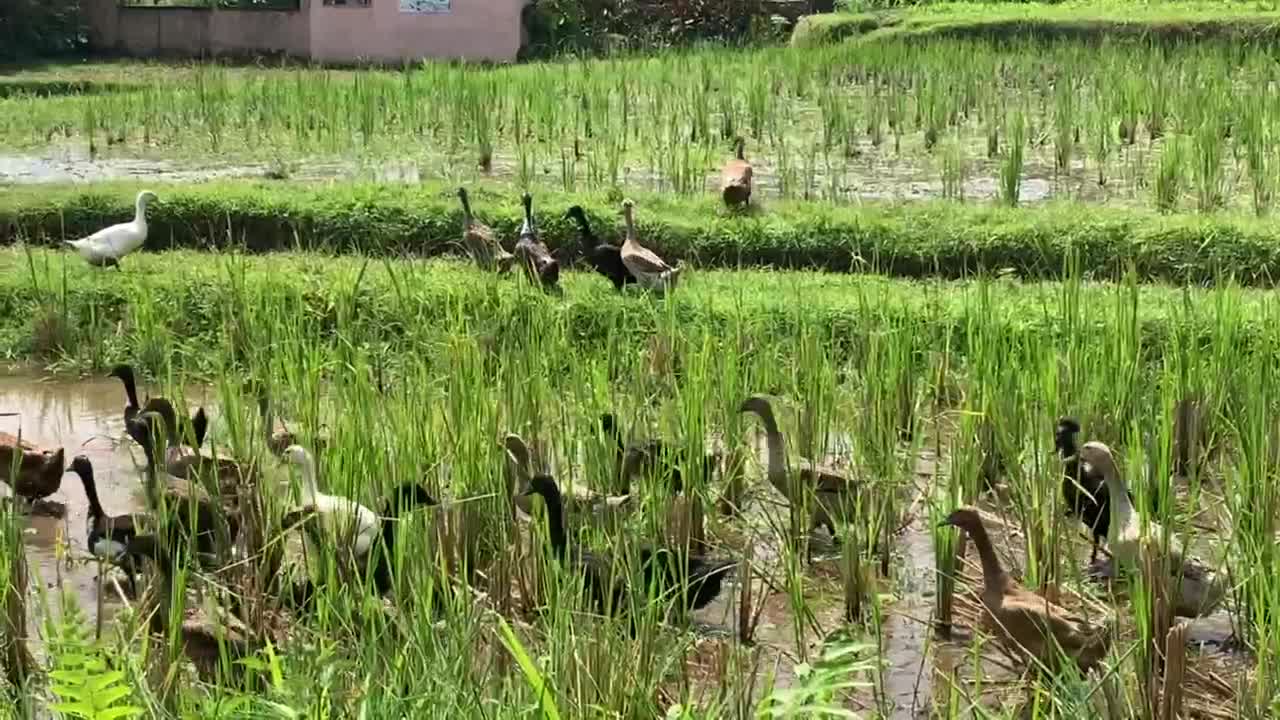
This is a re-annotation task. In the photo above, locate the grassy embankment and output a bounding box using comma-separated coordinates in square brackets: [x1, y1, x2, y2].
[1, 245, 1278, 716]
[793, 1, 1280, 47]
[4, 181, 1280, 286]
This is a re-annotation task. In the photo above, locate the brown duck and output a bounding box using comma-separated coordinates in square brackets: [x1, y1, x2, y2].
[458, 187, 514, 273]
[0, 432, 65, 504]
[739, 395, 855, 540]
[721, 137, 753, 209]
[941, 507, 1111, 673]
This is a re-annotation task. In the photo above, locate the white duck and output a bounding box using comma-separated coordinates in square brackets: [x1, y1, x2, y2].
[65, 190, 158, 269]
[282, 445, 380, 562]
[1080, 441, 1228, 617]
[620, 199, 681, 295]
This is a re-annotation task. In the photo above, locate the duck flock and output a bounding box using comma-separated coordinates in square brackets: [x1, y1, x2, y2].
[14, 140, 1234, 687]
[0, 357, 1231, 682]
[61, 137, 761, 291]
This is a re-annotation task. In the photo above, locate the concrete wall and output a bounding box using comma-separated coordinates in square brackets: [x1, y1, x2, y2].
[309, 0, 526, 63]
[84, 0, 525, 63]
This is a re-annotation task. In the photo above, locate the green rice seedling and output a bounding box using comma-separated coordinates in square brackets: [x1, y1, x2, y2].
[1154, 135, 1186, 213]
[1089, 90, 1112, 186]
[940, 136, 968, 202]
[1000, 110, 1026, 208]
[1193, 118, 1226, 213]
[1053, 74, 1076, 175]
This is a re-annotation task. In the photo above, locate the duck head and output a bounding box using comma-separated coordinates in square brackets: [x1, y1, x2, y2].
[521, 473, 560, 501]
[107, 364, 134, 383]
[739, 395, 775, 417]
[126, 411, 165, 462]
[68, 454, 93, 478]
[1078, 441, 1120, 481]
[137, 190, 159, 208]
[281, 444, 312, 468]
[1054, 417, 1081, 455]
[565, 205, 587, 223]
[938, 507, 983, 533]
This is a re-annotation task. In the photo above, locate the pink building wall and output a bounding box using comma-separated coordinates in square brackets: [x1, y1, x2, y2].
[309, 0, 526, 64]
[83, 0, 527, 63]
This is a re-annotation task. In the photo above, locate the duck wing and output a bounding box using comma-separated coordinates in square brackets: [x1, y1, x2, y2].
[998, 589, 1108, 665]
[800, 460, 854, 495]
[621, 242, 674, 276]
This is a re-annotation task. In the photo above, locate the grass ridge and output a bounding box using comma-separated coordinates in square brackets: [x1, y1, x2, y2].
[793, 2, 1280, 48]
[3, 180, 1280, 286]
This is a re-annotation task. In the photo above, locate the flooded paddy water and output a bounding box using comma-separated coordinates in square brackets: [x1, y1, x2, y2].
[0, 374, 215, 631]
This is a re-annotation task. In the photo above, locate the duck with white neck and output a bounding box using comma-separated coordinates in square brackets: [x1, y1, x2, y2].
[65, 190, 158, 269]
[1081, 441, 1227, 618]
[281, 445, 380, 574]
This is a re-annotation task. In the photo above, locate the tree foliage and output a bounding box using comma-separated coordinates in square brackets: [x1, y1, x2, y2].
[0, 0, 86, 61]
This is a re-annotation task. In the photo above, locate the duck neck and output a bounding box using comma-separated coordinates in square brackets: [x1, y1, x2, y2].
[1057, 431, 1077, 460]
[296, 455, 320, 504]
[118, 368, 140, 410]
[736, 139, 746, 161]
[964, 519, 1008, 593]
[133, 197, 150, 229]
[78, 465, 106, 522]
[623, 207, 636, 247]
[258, 395, 275, 438]
[750, 404, 789, 490]
[573, 213, 595, 246]
[541, 487, 568, 558]
[1103, 467, 1133, 532]
[459, 191, 473, 226]
[521, 195, 535, 236]
[142, 446, 163, 511]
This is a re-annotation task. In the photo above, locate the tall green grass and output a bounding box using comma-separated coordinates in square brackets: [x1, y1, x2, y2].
[1, 247, 1277, 716]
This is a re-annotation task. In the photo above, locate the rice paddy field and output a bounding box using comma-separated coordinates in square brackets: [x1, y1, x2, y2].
[3, 33, 1280, 212]
[3, 4, 1280, 719]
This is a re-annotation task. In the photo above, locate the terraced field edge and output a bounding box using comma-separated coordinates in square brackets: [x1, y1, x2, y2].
[792, 2, 1280, 48]
[3, 181, 1279, 286]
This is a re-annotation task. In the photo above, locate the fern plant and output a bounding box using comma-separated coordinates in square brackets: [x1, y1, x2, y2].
[45, 592, 142, 720]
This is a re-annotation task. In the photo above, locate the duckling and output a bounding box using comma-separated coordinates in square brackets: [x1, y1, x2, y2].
[940, 507, 1111, 673]
[126, 412, 240, 563]
[565, 205, 634, 291]
[600, 413, 719, 495]
[280, 445, 380, 563]
[458, 187, 515, 273]
[739, 395, 856, 541]
[522, 473, 628, 617]
[513, 192, 560, 292]
[0, 432, 65, 505]
[721, 137, 753, 209]
[620, 200, 681, 295]
[1057, 418, 1162, 572]
[124, 534, 258, 680]
[1079, 442, 1227, 618]
[68, 455, 147, 595]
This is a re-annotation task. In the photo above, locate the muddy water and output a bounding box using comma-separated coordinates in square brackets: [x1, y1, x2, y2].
[0, 145, 1063, 207]
[0, 373, 212, 632]
[0, 374, 142, 630]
